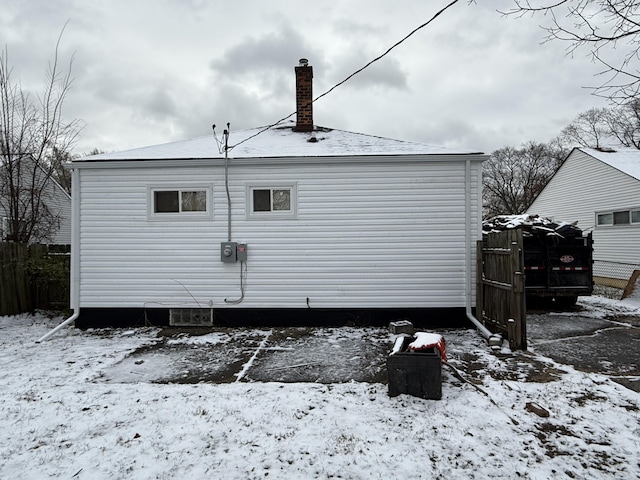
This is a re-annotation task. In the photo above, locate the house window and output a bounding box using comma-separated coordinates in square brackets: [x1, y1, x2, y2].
[596, 213, 613, 226]
[149, 186, 211, 219]
[154, 191, 179, 213]
[253, 188, 291, 212]
[596, 209, 640, 227]
[247, 184, 297, 219]
[613, 211, 630, 225]
[154, 190, 206, 213]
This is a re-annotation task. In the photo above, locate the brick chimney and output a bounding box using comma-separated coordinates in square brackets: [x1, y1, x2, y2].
[293, 58, 313, 132]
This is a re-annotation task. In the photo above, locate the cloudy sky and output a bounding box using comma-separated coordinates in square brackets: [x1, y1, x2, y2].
[1, 0, 615, 155]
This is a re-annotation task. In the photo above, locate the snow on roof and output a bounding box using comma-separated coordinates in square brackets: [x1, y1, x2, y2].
[76, 121, 482, 162]
[580, 147, 640, 181]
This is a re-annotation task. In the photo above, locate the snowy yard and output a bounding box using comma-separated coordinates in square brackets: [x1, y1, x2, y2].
[1, 302, 640, 479]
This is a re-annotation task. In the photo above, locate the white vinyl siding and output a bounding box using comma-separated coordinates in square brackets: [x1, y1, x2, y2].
[45, 177, 72, 245]
[75, 158, 481, 309]
[528, 149, 640, 265]
[0, 160, 71, 245]
[0, 216, 8, 240]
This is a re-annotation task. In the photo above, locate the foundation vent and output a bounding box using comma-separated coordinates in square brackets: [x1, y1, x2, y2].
[169, 308, 213, 327]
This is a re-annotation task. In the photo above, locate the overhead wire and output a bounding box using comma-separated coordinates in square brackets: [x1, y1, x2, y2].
[228, 0, 463, 151]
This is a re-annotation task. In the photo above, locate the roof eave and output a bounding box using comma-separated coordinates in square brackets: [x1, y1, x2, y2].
[66, 153, 488, 169]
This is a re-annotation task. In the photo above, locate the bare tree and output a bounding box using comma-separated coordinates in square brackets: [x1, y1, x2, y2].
[0, 27, 82, 243]
[48, 148, 105, 196]
[561, 107, 611, 148]
[483, 141, 565, 217]
[505, 1, 640, 102]
[606, 98, 640, 147]
[560, 102, 640, 148]
[50, 147, 73, 194]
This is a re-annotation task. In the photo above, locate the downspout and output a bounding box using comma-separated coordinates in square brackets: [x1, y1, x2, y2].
[36, 311, 79, 343]
[465, 158, 502, 347]
[37, 166, 81, 342]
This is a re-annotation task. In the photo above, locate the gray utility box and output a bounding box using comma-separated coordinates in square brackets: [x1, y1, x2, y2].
[221, 242, 237, 262]
[387, 339, 442, 400]
[221, 242, 248, 263]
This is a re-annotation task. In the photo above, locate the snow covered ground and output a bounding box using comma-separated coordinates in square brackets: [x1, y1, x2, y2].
[1, 302, 640, 479]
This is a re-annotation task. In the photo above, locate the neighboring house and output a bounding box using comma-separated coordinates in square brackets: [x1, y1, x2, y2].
[0, 156, 71, 245]
[65, 61, 487, 328]
[528, 146, 640, 287]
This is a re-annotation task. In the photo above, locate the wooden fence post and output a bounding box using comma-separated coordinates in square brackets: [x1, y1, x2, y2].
[476, 239, 484, 322]
[510, 234, 527, 350]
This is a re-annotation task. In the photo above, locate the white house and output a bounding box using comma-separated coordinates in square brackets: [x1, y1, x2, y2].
[528, 147, 640, 287]
[0, 157, 71, 245]
[62, 62, 487, 329]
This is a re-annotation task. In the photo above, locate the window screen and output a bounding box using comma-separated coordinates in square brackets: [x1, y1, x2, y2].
[272, 189, 291, 211]
[181, 191, 206, 212]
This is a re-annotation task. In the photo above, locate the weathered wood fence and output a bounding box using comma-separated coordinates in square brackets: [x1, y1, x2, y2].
[0, 243, 70, 316]
[477, 229, 527, 350]
[0, 243, 30, 315]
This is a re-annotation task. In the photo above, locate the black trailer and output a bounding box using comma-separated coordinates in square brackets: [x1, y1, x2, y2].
[523, 231, 593, 307]
[483, 215, 594, 307]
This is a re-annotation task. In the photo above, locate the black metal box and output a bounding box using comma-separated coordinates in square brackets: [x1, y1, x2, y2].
[387, 346, 442, 400]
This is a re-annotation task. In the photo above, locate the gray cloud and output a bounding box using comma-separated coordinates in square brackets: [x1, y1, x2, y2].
[0, 0, 616, 155]
[328, 50, 408, 91]
[211, 25, 315, 73]
[210, 23, 326, 99]
[180, 82, 282, 139]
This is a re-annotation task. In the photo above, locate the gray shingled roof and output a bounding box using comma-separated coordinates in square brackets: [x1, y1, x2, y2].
[76, 121, 483, 162]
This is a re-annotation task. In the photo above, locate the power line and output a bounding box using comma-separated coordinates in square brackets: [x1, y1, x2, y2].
[228, 0, 463, 151]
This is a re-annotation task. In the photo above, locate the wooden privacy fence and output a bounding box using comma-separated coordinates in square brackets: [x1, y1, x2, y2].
[0, 243, 30, 315]
[0, 243, 70, 316]
[477, 229, 527, 350]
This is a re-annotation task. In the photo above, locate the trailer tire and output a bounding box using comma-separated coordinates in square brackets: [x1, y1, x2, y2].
[554, 296, 578, 308]
[526, 295, 551, 309]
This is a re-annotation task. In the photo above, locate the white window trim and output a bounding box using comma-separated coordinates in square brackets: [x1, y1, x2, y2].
[596, 208, 640, 227]
[147, 185, 213, 220]
[596, 212, 613, 226]
[246, 183, 298, 220]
